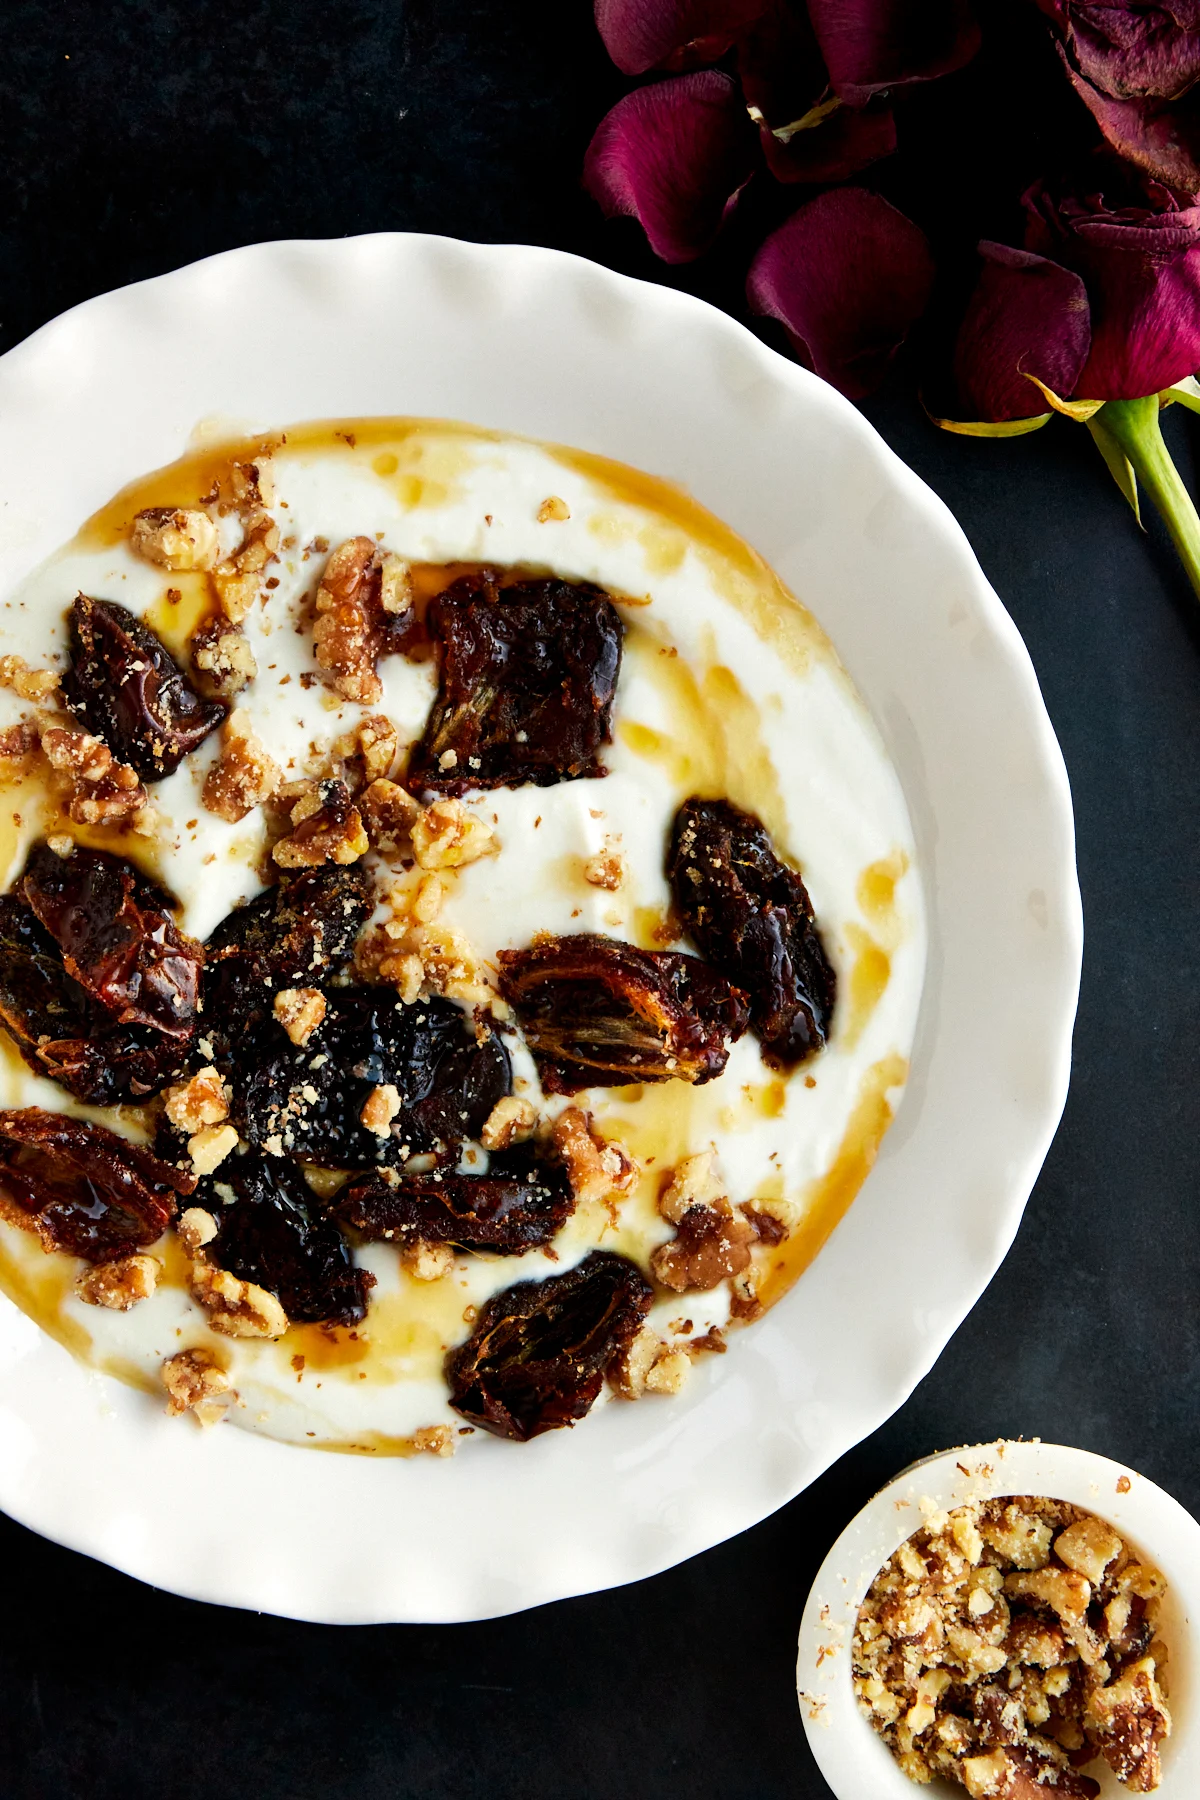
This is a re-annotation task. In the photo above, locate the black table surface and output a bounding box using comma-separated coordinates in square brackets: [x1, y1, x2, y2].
[2, 6, 1197, 1798]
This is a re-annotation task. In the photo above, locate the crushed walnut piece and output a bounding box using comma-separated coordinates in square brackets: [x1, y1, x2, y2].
[359, 777, 420, 854]
[0, 719, 40, 765]
[161, 1347, 233, 1424]
[202, 707, 281, 823]
[273, 778, 368, 868]
[410, 797, 497, 869]
[210, 462, 279, 623]
[190, 1259, 289, 1338]
[163, 1067, 230, 1135]
[273, 987, 326, 1047]
[480, 1095, 537, 1151]
[352, 714, 399, 786]
[583, 847, 624, 890]
[550, 1106, 636, 1211]
[39, 719, 148, 825]
[411, 1424, 456, 1457]
[75, 1254, 161, 1311]
[312, 537, 412, 704]
[537, 495, 570, 522]
[375, 915, 497, 1009]
[188, 1123, 238, 1176]
[401, 1240, 456, 1282]
[177, 1207, 220, 1256]
[360, 1082, 401, 1137]
[131, 506, 220, 572]
[191, 616, 257, 696]
[651, 1150, 754, 1293]
[853, 1495, 1172, 1795]
[0, 655, 59, 702]
[608, 1324, 699, 1400]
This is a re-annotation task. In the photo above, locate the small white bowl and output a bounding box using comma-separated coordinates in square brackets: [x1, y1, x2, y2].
[798, 1441, 1200, 1798]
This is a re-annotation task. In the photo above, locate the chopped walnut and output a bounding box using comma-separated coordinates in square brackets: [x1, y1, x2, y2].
[658, 1150, 724, 1223]
[480, 1095, 537, 1151]
[163, 1067, 230, 1134]
[177, 1207, 220, 1255]
[75, 1254, 161, 1311]
[853, 1495, 1172, 1794]
[727, 1265, 764, 1321]
[410, 872, 444, 923]
[0, 719, 40, 764]
[740, 1193, 802, 1244]
[651, 1158, 753, 1292]
[190, 1260, 289, 1338]
[645, 1349, 691, 1394]
[551, 1106, 636, 1207]
[583, 848, 624, 890]
[131, 506, 220, 572]
[312, 537, 410, 704]
[66, 766, 148, 826]
[608, 1324, 661, 1399]
[401, 1240, 455, 1281]
[379, 919, 496, 1008]
[380, 951, 425, 1005]
[273, 778, 368, 868]
[411, 797, 497, 869]
[360, 1082, 401, 1137]
[40, 722, 113, 783]
[191, 617, 257, 696]
[411, 1424, 456, 1457]
[0, 655, 59, 702]
[354, 714, 399, 785]
[201, 707, 281, 822]
[188, 1123, 239, 1176]
[211, 472, 279, 623]
[161, 1347, 233, 1424]
[359, 777, 420, 853]
[273, 987, 326, 1047]
[537, 495, 571, 522]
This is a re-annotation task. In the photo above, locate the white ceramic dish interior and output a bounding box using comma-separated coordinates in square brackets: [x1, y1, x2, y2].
[0, 235, 1081, 1623]
[798, 1441, 1199, 1798]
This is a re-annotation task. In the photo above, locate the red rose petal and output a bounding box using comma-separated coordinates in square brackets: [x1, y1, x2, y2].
[594, 0, 768, 75]
[952, 243, 1092, 421]
[583, 71, 759, 263]
[746, 187, 935, 398]
[807, 0, 981, 105]
[1063, 56, 1200, 194]
[737, 0, 896, 182]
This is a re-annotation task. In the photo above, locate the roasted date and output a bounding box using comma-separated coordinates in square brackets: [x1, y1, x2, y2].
[237, 988, 511, 1169]
[444, 1250, 653, 1440]
[335, 1143, 575, 1254]
[21, 842, 202, 1040]
[406, 576, 623, 794]
[497, 933, 748, 1092]
[198, 1151, 373, 1326]
[668, 797, 836, 1066]
[0, 1107, 194, 1261]
[63, 593, 226, 780]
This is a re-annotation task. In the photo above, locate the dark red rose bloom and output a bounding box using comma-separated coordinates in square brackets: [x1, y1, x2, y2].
[583, 72, 759, 263]
[952, 244, 1092, 421]
[747, 187, 935, 397]
[1035, 1, 1200, 189]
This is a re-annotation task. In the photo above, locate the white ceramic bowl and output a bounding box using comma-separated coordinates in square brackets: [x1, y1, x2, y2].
[798, 1441, 1200, 1798]
[0, 235, 1082, 1622]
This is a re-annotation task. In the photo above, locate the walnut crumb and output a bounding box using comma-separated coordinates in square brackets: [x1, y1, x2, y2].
[401, 1240, 456, 1282]
[75, 1254, 160, 1311]
[608, 1324, 661, 1399]
[273, 987, 326, 1047]
[273, 779, 368, 867]
[551, 1107, 636, 1208]
[583, 848, 624, 890]
[411, 1424, 456, 1457]
[537, 495, 570, 522]
[480, 1095, 537, 1151]
[163, 1067, 229, 1134]
[177, 1207, 220, 1255]
[191, 617, 257, 695]
[651, 1152, 753, 1292]
[354, 713, 400, 785]
[645, 1349, 691, 1395]
[359, 778, 420, 854]
[131, 506, 220, 572]
[0, 719, 40, 764]
[190, 1261, 289, 1338]
[202, 707, 281, 822]
[312, 537, 411, 704]
[188, 1123, 238, 1176]
[361, 1082, 401, 1136]
[411, 797, 497, 869]
[0, 656, 58, 702]
[161, 1347, 233, 1423]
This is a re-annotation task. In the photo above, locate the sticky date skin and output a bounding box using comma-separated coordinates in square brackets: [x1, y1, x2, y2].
[198, 1152, 373, 1327]
[0, 1107, 194, 1261]
[497, 933, 749, 1092]
[668, 797, 836, 1066]
[445, 1250, 653, 1441]
[335, 1143, 575, 1254]
[406, 576, 624, 794]
[63, 594, 226, 781]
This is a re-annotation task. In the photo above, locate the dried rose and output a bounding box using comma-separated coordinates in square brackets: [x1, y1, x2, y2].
[737, 2, 897, 183]
[951, 243, 1092, 423]
[582, 70, 759, 262]
[1035, 0, 1200, 191]
[594, 0, 768, 74]
[807, 0, 980, 105]
[746, 187, 935, 398]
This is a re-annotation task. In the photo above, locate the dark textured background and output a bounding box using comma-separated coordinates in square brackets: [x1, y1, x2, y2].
[1, 6, 1198, 1798]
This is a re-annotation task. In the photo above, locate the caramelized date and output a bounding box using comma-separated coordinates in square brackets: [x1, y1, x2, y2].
[406, 576, 623, 794]
[497, 933, 748, 1092]
[445, 1250, 652, 1440]
[238, 989, 511, 1169]
[63, 593, 226, 780]
[198, 1152, 373, 1326]
[335, 1143, 575, 1254]
[22, 843, 202, 1040]
[0, 1108, 194, 1261]
[668, 798, 836, 1066]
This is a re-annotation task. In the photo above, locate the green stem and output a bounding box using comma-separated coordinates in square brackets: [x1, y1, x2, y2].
[1097, 395, 1200, 602]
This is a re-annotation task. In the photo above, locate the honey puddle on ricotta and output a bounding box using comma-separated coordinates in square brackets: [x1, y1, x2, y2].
[0, 418, 925, 1452]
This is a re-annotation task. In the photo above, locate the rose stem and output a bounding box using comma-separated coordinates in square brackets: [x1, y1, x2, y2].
[1096, 395, 1200, 603]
